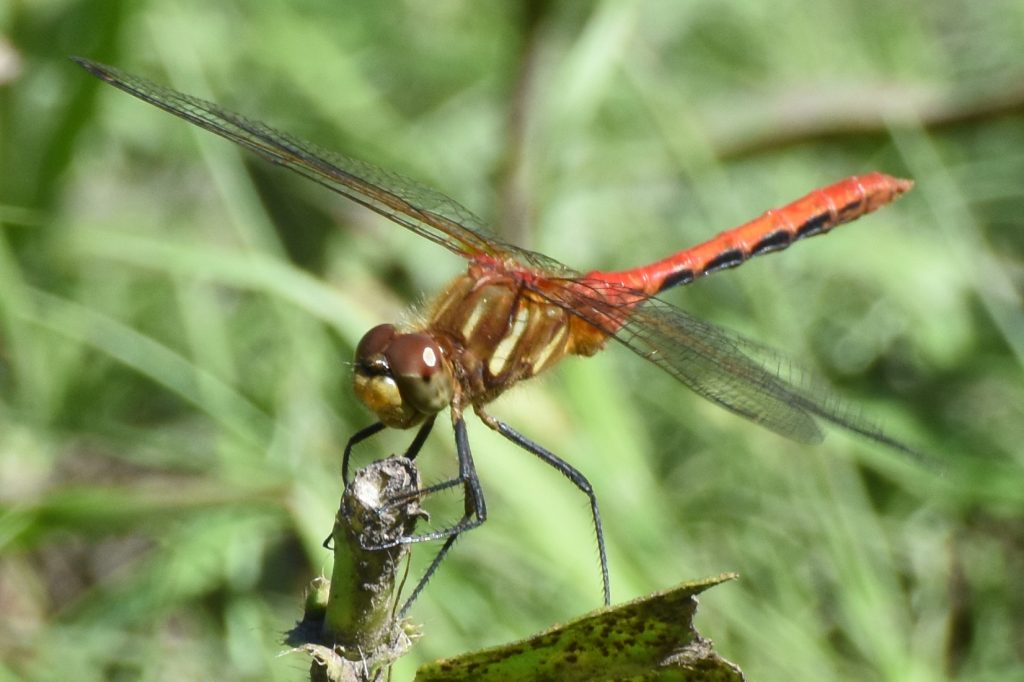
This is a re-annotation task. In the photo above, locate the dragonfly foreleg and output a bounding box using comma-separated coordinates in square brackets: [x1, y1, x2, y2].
[328, 416, 439, 550]
[477, 410, 611, 606]
[341, 416, 437, 485]
[363, 412, 488, 549]
[402, 415, 437, 463]
[342, 421, 386, 485]
[327, 421, 388, 550]
[368, 413, 488, 613]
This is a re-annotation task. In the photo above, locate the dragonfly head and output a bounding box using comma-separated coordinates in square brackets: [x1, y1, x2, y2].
[352, 324, 454, 428]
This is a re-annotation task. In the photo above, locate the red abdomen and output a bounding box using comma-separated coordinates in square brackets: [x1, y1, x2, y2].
[591, 173, 913, 295]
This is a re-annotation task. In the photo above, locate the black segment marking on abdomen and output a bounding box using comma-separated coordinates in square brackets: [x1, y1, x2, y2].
[702, 248, 745, 275]
[659, 268, 695, 291]
[836, 198, 865, 221]
[795, 211, 832, 239]
[751, 230, 792, 255]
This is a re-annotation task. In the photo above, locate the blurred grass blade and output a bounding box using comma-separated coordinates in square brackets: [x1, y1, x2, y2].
[19, 287, 274, 447]
[70, 227, 367, 334]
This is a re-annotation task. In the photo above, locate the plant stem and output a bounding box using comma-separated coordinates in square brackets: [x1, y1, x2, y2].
[289, 456, 425, 681]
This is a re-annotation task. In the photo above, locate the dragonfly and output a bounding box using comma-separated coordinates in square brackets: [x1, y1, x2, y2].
[75, 57, 916, 611]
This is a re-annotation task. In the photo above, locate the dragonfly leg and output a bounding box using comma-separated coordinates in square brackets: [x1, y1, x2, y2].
[326, 421, 387, 550]
[342, 421, 386, 485]
[365, 410, 487, 548]
[401, 415, 437, 463]
[397, 532, 458, 618]
[477, 410, 611, 606]
[342, 416, 436, 485]
[327, 417, 437, 549]
[370, 411, 488, 613]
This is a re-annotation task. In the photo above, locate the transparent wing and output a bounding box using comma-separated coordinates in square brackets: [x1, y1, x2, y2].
[74, 57, 545, 264]
[536, 277, 915, 452]
[618, 297, 825, 443]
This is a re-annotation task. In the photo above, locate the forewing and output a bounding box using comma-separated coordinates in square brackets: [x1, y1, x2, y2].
[75, 58, 522, 260]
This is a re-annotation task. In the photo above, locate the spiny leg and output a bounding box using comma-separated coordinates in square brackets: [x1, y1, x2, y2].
[370, 411, 487, 548]
[477, 410, 611, 606]
[391, 413, 487, 614]
[398, 530, 458, 618]
[335, 411, 484, 611]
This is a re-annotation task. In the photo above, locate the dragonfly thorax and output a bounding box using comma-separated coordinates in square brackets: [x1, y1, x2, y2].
[352, 324, 454, 428]
[426, 270, 589, 405]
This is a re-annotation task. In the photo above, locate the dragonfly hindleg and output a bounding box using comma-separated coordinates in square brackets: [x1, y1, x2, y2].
[478, 410, 611, 606]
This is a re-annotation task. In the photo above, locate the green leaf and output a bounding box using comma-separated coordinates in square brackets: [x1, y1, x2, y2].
[415, 574, 742, 681]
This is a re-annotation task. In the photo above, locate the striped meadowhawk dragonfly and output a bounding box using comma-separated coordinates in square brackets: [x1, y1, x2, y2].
[76, 57, 916, 610]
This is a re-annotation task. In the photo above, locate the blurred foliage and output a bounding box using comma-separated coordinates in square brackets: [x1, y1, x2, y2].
[1, 1, 1023, 680]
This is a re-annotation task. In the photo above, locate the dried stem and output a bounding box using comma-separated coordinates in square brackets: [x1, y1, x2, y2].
[288, 456, 425, 682]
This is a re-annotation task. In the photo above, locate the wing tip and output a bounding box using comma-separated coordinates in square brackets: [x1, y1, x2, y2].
[71, 56, 113, 82]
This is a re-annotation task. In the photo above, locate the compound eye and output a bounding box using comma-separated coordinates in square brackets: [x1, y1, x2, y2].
[352, 324, 423, 428]
[386, 333, 453, 414]
[355, 324, 396, 372]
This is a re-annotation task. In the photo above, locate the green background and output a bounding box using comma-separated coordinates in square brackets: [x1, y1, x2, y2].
[2, 1, 1023, 680]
